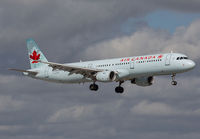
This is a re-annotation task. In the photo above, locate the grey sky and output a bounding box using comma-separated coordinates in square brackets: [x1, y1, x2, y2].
[1, 0, 200, 139]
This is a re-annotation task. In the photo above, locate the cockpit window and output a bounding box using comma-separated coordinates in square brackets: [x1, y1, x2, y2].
[176, 57, 188, 60]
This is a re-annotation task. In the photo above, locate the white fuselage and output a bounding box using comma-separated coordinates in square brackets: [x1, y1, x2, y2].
[28, 53, 195, 84]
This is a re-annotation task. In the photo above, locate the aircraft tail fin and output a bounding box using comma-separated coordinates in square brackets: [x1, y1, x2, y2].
[27, 39, 48, 69]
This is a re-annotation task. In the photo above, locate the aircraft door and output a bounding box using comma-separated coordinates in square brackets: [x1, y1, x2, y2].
[44, 67, 49, 78]
[130, 61, 134, 69]
[165, 54, 172, 66]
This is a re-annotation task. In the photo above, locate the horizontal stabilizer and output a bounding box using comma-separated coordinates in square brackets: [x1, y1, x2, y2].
[8, 68, 38, 76]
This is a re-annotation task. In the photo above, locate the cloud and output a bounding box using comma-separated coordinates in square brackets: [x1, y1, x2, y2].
[130, 100, 177, 116]
[82, 19, 200, 60]
[0, 73, 200, 138]
[130, 100, 200, 116]
[47, 105, 95, 123]
[1, 0, 200, 139]
[0, 75, 19, 84]
[152, 0, 200, 12]
[1, 0, 200, 66]
[0, 95, 24, 112]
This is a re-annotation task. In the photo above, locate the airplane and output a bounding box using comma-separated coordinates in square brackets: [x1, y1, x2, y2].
[9, 39, 196, 93]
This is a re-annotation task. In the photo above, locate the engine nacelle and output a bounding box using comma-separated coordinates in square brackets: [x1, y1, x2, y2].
[96, 71, 116, 82]
[115, 69, 129, 81]
[131, 76, 154, 87]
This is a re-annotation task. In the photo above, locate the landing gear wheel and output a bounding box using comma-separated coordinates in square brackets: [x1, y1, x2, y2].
[89, 84, 99, 91]
[115, 81, 124, 93]
[171, 81, 177, 86]
[171, 74, 177, 86]
[115, 86, 124, 93]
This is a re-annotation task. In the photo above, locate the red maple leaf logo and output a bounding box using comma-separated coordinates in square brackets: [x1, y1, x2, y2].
[158, 54, 163, 59]
[30, 50, 40, 63]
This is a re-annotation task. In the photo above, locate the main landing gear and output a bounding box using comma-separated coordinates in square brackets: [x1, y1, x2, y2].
[171, 74, 177, 86]
[89, 83, 99, 91]
[115, 81, 124, 94]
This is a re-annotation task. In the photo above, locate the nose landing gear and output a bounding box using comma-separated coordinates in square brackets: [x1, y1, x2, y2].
[171, 74, 177, 86]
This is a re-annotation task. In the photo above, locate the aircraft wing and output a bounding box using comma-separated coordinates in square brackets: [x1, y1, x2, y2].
[39, 61, 103, 80]
[8, 68, 38, 76]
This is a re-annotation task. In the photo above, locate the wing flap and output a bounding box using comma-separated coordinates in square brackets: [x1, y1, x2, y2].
[40, 61, 102, 72]
[39, 61, 102, 79]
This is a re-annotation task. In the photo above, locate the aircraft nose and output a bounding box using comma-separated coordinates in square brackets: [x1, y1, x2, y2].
[186, 60, 196, 69]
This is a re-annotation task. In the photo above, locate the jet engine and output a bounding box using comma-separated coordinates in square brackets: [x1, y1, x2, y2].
[96, 71, 116, 82]
[131, 76, 154, 87]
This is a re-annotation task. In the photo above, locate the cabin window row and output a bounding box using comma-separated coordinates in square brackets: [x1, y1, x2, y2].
[96, 59, 162, 67]
[137, 59, 162, 63]
[97, 62, 130, 67]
